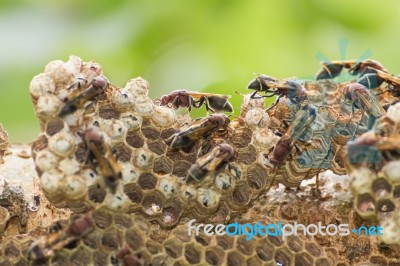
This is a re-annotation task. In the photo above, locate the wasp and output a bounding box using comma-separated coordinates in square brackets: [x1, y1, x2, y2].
[247, 75, 308, 111]
[165, 114, 230, 153]
[81, 128, 122, 193]
[316, 60, 357, 80]
[356, 67, 400, 94]
[58, 76, 111, 117]
[316, 59, 387, 81]
[269, 104, 318, 165]
[343, 83, 383, 130]
[347, 131, 400, 165]
[156, 90, 233, 112]
[247, 74, 279, 99]
[27, 214, 94, 261]
[186, 143, 235, 184]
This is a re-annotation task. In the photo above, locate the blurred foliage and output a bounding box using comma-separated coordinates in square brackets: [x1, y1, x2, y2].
[0, 0, 399, 142]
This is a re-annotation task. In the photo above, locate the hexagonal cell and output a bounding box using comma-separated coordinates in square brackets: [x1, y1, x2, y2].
[92, 250, 109, 266]
[236, 145, 257, 165]
[88, 184, 106, 204]
[123, 183, 143, 204]
[230, 126, 253, 148]
[215, 172, 234, 190]
[113, 213, 133, 229]
[162, 200, 183, 226]
[226, 250, 246, 266]
[304, 242, 322, 258]
[232, 184, 252, 206]
[82, 231, 102, 250]
[45, 118, 64, 136]
[372, 178, 392, 197]
[141, 126, 161, 140]
[145, 239, 162, 255]
[205, 246, 225, 266]
[70, 246, 92, 266]
[92, 209, 113, 229]
[147, 140, 167, 155]
[125, 131, 145, 148]
[377, 198, 395, 213]
[236, 235, 255, 256]
[142, 191, 165, 215]
[294, 252, 314, 266]
[286, 235, 304, 253]
[216, 235, 235, 250]
[184, 243, 203, 264]
[274, 247, 293, 266]
[138, 173, 158, 190]
[164, 238, 183, 259]
[194, 234, 212, 247]
[159, 174, 178, 197]
[172, 160, 192, 178]
[153, 156, 173, 174]
[356, 193, 376, 214]
[132, 148, 154, 169]
[125, 228, 144, 251]
[246, 163, 269, 190]
[98, 104, 120, 119]
[197, 188, 221, 209]
[113, 144, 132, 162]
[161, 128, 177, 139]
[101, 227, 119, 251]
[120, 112, 142, 131]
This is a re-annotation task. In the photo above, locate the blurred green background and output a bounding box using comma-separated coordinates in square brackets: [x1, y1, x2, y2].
[1, 0, 399, 143]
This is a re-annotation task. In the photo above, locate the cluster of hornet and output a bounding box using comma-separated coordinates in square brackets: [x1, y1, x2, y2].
[0, 55, 400, 265]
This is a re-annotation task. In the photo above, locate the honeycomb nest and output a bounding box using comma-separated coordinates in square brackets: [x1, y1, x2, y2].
[346, 103, 400, 245]
[27, 56, 375, 225]
[0, 56, 400, 265]
[27, 56, 281, 225]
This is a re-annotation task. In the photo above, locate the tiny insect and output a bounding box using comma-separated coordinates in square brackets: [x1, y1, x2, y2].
[165, 114, 230, 153]
[58, 76, 114, 117]
[156, 90, 233, 112]
[27, 214, 94, 261]
[81, 128, 122, 193]
[269, 104, 317, 165]
[186, 143, 235, 184]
